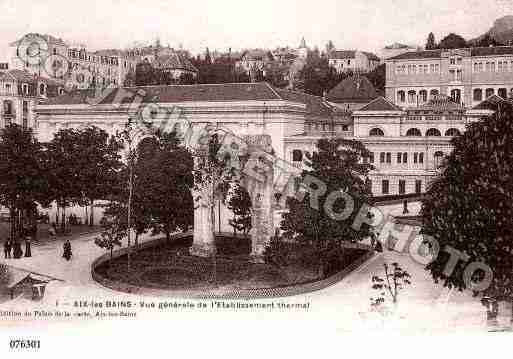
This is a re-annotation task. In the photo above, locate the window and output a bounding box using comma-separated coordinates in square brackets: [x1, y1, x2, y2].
[419, 90, 427, 102]
[474, 62, 479, 72]
[426, 128, 441, 136]
[22, 117, 28, 129]
[450, 57, 455, 65]
[445, 128, 461, 136]
[406, 128, 422, 136]
[397, 90, 405, 102]
[498, 88, 507, 98]
[399, 180, 406, 195]
[473, 88, 483, 101]
[397, 153, 402, 163]
[450, 89, 461, 103]
[419, 152, 424, 163]
[486, 88, 494, 98]
[53, 48, 57, 55]
[386, 152, 391, 164]
[22, 84, 29, 95]
[415, 180, 422, 194]
[380, 152, 385, 163]
[491, 62, 495, 72]
[434, 64, 439, 73]
[369, 153, 374, 163]
[456, 69, 462, 81]
[408, 90, 416, 103]
[414, 153, 418, 163]
[39, 83, 45, 95]
[22, 100, 28, 113]
[369, 128, 384, 136]
[429, 89, 439, 98]
[292, 149, 302, 162]
[342, 125, 348, 131]
[382, 180, 389, 195]
[59, 88, 64, 95]
[365, 179, 372, 193]
[3, 100, 13, 115]
[403, 152, 408, 163]
[5, 84, 11, 92]
[434, 151, 444, 168]
[430, 64, 435, 73]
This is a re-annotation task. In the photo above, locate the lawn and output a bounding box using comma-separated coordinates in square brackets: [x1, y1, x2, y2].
[95, 235, 369, 291]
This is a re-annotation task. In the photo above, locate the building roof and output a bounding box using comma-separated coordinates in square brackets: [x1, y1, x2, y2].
[413, 94, 465, 111]
[155, 52, 198, 73]
[326, 76, 379, 103]
[388, 46, 513, 60]
[10, 33, 67, 47]
[274, 88, 334, 118]
[329, 50, 380, 61]
[0, 69, 63, 86]
[471, 94, 513, 110]
[383, 43, 416, 50]
[358, 96, 402, 111]
[40, 82, 335, 119]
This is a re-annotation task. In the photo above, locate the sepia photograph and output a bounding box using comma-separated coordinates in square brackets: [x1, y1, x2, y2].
[0, 0, 512, 356]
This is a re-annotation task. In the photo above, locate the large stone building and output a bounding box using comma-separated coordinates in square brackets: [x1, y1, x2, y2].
[0, 69, 64, 129]
[328, 50, 380, 73]
[385, 46, 513, 107]
[8, 33, 197, 90]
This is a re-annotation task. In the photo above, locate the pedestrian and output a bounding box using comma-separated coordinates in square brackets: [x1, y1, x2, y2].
[12, 239, 23, 259]
[24, 236, 32, 258]
[48, 223, 56, 237]
[63, 239, 72, 261]
[3, 238, 11, 259]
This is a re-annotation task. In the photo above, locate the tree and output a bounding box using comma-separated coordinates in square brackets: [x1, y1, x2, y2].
[370, 262, 411, 309]
[279, 138, 374, 276]
[421, 101, 513, 319]
[138, 130, 194, 241]
[426, 32, 437, 50]
[94, 203, 126, 260]
[135, 60, 155, 86]
[438, 33, 467, 49]
[46, 128, 84, 233]
[364, 64, 386, 94]
[0, 125, 48, 247]
[474, 33, 504, 48]
[296, 55, 348, 96]
[227, 183, 252, 237]
[75, 126, 123, 226]
[325, 40, 335, 55]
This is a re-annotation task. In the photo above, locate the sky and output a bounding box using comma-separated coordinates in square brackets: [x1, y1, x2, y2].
[0, 0, 513, 60]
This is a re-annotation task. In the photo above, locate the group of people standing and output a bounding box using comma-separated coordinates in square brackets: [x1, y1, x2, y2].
[3, 237, 72, 261]
[3, 236, 32, 259]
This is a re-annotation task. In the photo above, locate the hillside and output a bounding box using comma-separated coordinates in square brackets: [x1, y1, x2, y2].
[470, 15, 513, 45]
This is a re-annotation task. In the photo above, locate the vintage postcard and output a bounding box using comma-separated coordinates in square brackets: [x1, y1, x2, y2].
[0, 0, 512, 356]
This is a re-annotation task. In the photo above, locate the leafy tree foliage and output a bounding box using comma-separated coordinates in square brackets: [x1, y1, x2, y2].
[279, 138, 374, 276]
[95, 202, 126, 259]
[227, 184, 252, 237]
[422, 102, 513, 304]
[426, 32, 437, 50]
[473, 33, 504, 47]
[438, 33, 467, 49]
[370, 262, 411, 308]
[296, 53, 349, 96]
[364, 64, 386, 94]
[0, 125, 48, 240]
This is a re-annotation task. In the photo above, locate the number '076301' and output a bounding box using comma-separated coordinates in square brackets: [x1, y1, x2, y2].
[9, 339, 40, 350]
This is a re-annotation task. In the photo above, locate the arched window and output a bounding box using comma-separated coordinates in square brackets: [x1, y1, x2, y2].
[3, 100, 13, 115]
[397, 90, 405, 103]
[445, 128, 461, 137]
[408, 90, 416, 103]
[498, 88, 507, 99]
[434, 151, 445, 168]
[426, 128, 441, 136]
[473, 89, 482, 102]
[485, 88, 494, 98]
[369, 128, 384, 137]
[406, 128, 422, 136]
[430, 89, 439, 98]
[450, 89, 461, 103]
[292, 149, 303, 162]
[39, 83, 45, 95]
[419, 90, 428, 102]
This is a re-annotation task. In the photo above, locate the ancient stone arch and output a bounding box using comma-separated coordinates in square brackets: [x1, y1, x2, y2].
[190, 132, 275, 262]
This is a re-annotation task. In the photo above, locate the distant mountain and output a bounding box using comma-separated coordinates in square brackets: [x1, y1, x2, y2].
[470, 15, 513, 46]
